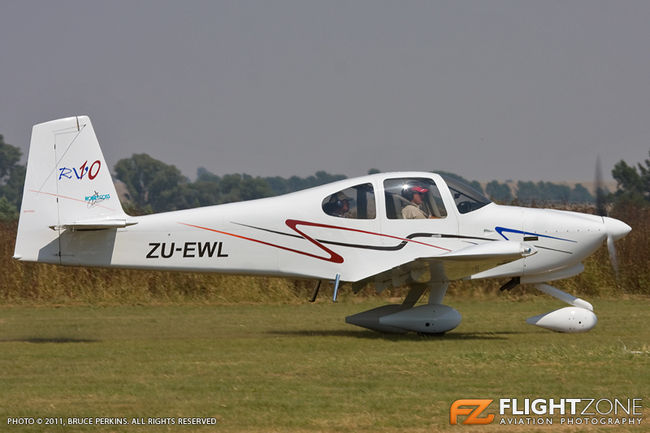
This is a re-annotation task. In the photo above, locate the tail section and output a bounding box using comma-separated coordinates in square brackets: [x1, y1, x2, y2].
[14, 116, 129, 263]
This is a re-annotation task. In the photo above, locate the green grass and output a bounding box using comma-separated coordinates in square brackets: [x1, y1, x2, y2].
[1, 297, 648, 432]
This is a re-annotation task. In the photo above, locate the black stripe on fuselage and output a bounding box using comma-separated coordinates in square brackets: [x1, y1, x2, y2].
[232, 222, 496, 252]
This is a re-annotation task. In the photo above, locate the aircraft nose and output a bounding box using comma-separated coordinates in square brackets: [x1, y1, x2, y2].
[603, 217, 632, 241]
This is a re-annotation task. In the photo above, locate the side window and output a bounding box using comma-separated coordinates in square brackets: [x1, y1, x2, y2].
[384, 178, 447, 219]
[322, 183, 375, 219]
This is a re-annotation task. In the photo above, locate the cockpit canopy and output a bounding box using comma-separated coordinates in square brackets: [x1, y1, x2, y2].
[321, 174, 491, 219]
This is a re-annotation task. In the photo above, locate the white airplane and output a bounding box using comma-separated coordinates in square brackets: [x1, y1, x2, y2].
[14, 116, 631, 334]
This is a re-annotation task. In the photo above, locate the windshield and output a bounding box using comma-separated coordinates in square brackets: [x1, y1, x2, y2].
[440, 175, 491, 214]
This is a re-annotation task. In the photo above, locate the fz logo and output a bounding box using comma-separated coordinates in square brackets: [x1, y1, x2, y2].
[450, 399, 494, 425]
[58, 160, 101, 180]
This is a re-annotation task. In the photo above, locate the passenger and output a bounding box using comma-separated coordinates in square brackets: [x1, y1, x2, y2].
[324, 192, 352, 217]
[401, 184, 431, 219]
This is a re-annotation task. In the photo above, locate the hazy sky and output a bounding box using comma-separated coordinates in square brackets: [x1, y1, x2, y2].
[1, 1, 649, 182]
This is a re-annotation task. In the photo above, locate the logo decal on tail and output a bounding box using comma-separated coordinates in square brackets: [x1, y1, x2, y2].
[58, 160, 101, 180]
[85, 191, 111, 207]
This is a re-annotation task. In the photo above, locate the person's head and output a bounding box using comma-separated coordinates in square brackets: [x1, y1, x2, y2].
[332, 192, 350, 214]
[401, 184, 428, 204]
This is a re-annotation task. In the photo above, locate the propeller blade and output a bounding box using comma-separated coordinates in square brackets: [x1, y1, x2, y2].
[607, 235, 619, 279]
[603, 217, 631, 280]
[595, 156, 607, 216]
[595, 157, 620, 279]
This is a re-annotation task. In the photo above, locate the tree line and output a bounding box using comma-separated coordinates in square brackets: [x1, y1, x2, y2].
[0, 133, 648, 219]
[0, 135, 25, 221]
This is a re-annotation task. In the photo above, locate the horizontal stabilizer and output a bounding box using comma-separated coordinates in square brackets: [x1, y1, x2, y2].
[50, 218, 138, 231]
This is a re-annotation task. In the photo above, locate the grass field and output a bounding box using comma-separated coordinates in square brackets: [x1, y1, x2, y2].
[0, 297, 648, 432]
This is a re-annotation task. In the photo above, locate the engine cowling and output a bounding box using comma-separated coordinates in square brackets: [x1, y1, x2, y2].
[526, 306, 597, 333]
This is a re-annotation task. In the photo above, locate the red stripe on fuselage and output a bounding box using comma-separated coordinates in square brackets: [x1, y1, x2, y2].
[179, 221, 344, 263]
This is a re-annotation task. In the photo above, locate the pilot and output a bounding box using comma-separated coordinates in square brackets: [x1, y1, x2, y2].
[324, 192, 352, 217]
[401, 184, 431, 219]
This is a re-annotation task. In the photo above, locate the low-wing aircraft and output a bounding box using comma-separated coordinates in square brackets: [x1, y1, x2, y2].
[14, 116, 631, 334]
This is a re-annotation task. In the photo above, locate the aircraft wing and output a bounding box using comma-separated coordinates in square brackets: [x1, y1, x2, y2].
[353, 241, 534, 293]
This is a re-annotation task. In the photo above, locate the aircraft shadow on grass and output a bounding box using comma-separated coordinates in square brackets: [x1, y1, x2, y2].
[0, 337, 100, 344]
[267, 329, 525, 341]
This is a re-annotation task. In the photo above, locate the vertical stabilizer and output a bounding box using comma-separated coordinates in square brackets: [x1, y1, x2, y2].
[14, 116, 127, 263]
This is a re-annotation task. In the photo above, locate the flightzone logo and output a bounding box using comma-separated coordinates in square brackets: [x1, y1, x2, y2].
[58, 160, 101, 181]
[450, 398, 643, 426]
